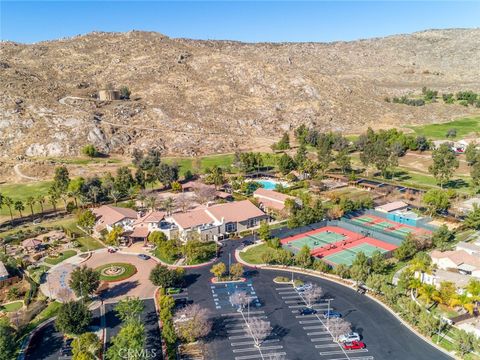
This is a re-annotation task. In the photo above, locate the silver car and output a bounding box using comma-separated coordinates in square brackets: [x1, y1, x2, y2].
[338, 332, 361, 343]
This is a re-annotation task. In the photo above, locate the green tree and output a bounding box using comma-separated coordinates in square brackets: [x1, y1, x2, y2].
[55, 301, 91, 335]
[3, 196, 14, 223]
[230, 263, 244, 279]
[14, 200, 24, 218]
[149, 264, 185, 288]
[295, 245, 313, 268]
[455, 329, 476, 356]
[119, 86, 131, 100]
[69, 266, 100, 298]
[210, 262, 227, 279]
[417, 311, 440, 337]
[115, 297, 144, 323]
[464, 204, 480, 230]
[77, 209, 96, 233]
[148, 231, 168, 247]
[370, 250, 387, 274]
[465, 142, 479, 165]
[105, 225, 124, 246]
[336, 149, 351, 174]
[431, 225, 455, 250]
[350, 252, 370, 284]
[277, 154, 296, 175]
[204, 165, 225, 189]
[0, 322, 17, 360]
[317, 142, 333, 175]
[422, 189, 450, 215]
[365, 274, 386, 294]
[429, 143, 459, 188]
[107, 320, 145, 360]
[257, 221, 271, 241]
[26, 196, 36, 217]
[471, 160, 480, 188]
[72, 332, 101, 360]
[273, 132, 290, 150]
[394, 235, 417, 261]
[81, 145, 98, 157]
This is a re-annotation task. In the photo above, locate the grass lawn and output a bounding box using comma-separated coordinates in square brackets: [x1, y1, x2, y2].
[0, 181, 56, 217]
[95, 262, 137, 281]
[239, 243, 270, 264]
[77, 236, 104, 251]
[153, 248, 177, 265]
[408, 116, 480, 139]
[44, 250, 77, 265]
[44, 156, 123, 165]
[0, 301, 23, 312]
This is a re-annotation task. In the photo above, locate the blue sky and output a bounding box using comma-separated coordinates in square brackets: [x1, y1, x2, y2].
[1, 1, 479, 43]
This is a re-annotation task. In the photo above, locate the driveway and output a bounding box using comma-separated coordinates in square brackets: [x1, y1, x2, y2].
[43, 250, 158, 303]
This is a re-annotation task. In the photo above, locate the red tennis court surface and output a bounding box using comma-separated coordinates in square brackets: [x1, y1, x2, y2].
[281, 226, 397, 256]
[350, 214, 431, 237]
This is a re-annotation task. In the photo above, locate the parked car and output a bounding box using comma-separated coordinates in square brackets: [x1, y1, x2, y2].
[302, 283, 313, 291]
[323, 310, 342, 319]
[339, 332, 361, 343]
[342, 340, 366, 350]
[137, 254, 151, 260]
[242, 239, 254, 246]
[107, 246, 118, 253]
[299, 307, 317, 315]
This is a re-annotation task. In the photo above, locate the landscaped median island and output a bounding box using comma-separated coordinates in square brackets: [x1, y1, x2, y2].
[95, 262, 137, 282]
[44, 249, 77, 265]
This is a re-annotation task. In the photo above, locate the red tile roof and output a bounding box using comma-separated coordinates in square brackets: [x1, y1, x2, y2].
[206, 200, 265, 223]
[93, 205, 137, 230]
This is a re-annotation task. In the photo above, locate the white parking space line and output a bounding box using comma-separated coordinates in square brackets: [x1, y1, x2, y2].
[310, 337, 333, 342]
[307, 331, 330, 336]
[299, 319, 323, 324]
[315, 343, 341, 348]
[282, 295, 303, 299]
[226, 323, 249, 328]
[235, 352, 287, 360]
[295, 314, 318, 318]
[229, 335, 253, 340]
[222, 311, 265, 316]
[228, 328, 250, 334]
[275, 287, 293, 291]
[319, 349, 369, 355]
[233, 345, 284, 353]
[231, 339, 280, 346]
[303, 325, 327, 330]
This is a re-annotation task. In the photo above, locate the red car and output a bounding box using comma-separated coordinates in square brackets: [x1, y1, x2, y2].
[342, 341, 366, 350]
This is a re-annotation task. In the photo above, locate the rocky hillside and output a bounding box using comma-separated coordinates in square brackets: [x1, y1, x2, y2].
[1, 28, 479, 158]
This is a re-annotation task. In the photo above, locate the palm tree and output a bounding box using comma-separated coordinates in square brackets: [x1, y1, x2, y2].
[36, 195, 45, 214]
[26, 196, 35, 217]
[88, 186, 100, 205]
[60, 192, 69, 212]
[48, 193, 59, 214]
[3, 196, 14, 224]
[162, 197, 174, 215]
[418, 284, 440, 306]
[146, 196, 157, 211]
[14, 200, 24, 218]
[207, 165, 225, 190]
[109, 189, 122, 206]
[137, 192, 147, 208]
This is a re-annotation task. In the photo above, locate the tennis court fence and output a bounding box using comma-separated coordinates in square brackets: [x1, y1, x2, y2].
[331, 219, 404, 247]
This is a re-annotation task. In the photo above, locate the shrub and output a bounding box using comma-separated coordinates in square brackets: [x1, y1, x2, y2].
[81, 144, 98, 157]
[274, 276, 290, 283]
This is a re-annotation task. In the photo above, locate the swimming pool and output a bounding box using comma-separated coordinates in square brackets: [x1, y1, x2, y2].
[257, 179, 286, 190]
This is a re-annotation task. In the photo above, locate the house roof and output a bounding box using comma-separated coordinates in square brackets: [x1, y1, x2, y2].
[129, 226, 150, 238]
[431, 250, 480, 269]
[93, 205, 138, 229]
[206, 200, 265, 223]
[0, 261, 9, 278]
[171, 208, 215, 230]
[456, 241, 480, 253]
[22, 238, 42, 248]
[134, 211, 166, 225]
[257, 198, 285, 211]
[375, 201, 409, 213]
[170, 200, 266, 229]
[215, 191, 232, 199]
[253, 188, 294, 204]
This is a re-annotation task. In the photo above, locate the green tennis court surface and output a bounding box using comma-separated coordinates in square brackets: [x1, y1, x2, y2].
[392, 227, 413, 234]
[352, 217, 374, 224]
[288, 232, 346, 250]
[324, 243, 388, 266]
[369, 221, 395, 230]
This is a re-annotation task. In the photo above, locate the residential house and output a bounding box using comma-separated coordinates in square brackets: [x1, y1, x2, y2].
[253, 188, 297, 215]
[129, 210, 178, 245]
[375, 201, 409, 213]
[456, 241, 480, 256]
[92, 205, 138, 234]
[431, 250, 480, 277]
[22, 238, 43, 253]
[169, 200, 268, 241]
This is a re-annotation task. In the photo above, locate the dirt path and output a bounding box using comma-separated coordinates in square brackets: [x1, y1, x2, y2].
[13, 164, 39, 181]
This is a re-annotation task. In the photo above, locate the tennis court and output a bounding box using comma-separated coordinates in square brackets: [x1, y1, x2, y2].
[281, 226, 359, 253]
[323, 243, 389, 266]
[349, 213, 430, 238]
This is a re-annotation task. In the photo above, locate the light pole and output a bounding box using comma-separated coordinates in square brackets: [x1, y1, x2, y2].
[228, 253, 232, 276]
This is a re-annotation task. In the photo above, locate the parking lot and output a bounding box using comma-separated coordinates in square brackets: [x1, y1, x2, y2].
[210, 281, 261, 310]
[274, 284, 373, 360]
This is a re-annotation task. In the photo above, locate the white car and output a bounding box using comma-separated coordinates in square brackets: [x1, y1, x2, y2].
[302, 283, 313, 291]
[339, 332, 361, 343]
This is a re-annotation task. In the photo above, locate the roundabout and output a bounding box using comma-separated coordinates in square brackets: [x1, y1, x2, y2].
[95, 262, 137, 282]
